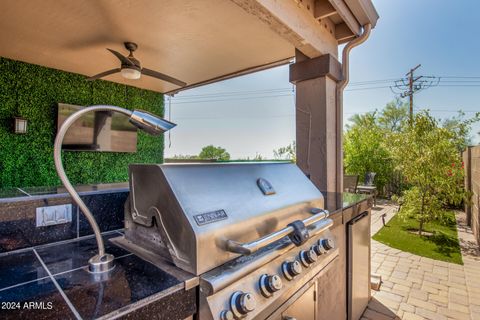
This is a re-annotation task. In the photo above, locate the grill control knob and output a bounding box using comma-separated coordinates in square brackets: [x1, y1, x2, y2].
[259, 274, 283, 297]
[282, 260, 302, 280]
[316, 240, 327, 254]
[230, 291, 256, 318]
[299, 249, 317, 267]
[320, 238, 335, 251]
[220, 310, 234, 320]
[312, 244, 323, 256]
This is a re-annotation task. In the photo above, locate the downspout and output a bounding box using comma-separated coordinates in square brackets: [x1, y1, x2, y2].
[336, 23, 372, 193]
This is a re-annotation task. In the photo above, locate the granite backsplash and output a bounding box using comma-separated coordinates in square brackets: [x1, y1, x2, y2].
[0, 184, 128, 253]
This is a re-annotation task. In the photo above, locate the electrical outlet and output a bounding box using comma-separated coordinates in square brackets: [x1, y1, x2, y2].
[36, 204, 72, 227]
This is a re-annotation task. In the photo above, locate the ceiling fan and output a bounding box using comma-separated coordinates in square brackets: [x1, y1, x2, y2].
[87, 42, 186, 87]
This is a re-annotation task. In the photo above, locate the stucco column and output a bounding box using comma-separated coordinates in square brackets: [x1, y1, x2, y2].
[290, 50, 343, 194]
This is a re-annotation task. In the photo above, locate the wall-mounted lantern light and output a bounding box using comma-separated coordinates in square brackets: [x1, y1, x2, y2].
[14, 117, 28, 134]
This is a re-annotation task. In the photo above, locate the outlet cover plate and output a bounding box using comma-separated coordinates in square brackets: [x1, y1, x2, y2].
[36, 204, 72, 227]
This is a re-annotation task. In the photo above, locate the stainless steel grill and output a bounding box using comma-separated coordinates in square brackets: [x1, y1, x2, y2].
[122, 162, 339, 319]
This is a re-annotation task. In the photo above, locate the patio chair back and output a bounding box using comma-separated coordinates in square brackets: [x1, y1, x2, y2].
[343, 174, 359, 193]
[365, 172, 376, 186]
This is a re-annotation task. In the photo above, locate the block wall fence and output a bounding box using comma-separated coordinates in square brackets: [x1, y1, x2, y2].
[464, 146, 480, 245]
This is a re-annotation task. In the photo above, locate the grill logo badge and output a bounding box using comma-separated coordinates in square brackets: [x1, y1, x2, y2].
[257, 178, 276, 195]
[193, 209, 228, 226]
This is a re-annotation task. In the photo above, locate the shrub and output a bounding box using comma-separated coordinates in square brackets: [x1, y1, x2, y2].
[344, 112, 394, 193]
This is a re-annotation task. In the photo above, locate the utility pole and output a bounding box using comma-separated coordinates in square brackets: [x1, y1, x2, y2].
[405, 64, 421, 123]
[390, 65, 439, 125]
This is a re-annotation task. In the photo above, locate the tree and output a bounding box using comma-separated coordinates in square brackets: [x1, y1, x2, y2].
[346, 111, 377, 129]
[441, 111, 480, 153]
[344, 112, 393, 192]
[378, 99, 409, 132]
[273, 141, 296, 162]
[198, 145, 230, 161]
[390, 111, 466, 235]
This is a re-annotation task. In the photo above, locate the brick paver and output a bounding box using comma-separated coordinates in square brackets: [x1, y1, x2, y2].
[361, 202, 480, 320]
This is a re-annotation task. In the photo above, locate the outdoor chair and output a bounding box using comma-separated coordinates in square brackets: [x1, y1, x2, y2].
[364, 172, 377, 186]
[357, 172, 378, 206]
[343, 174, 359, 193]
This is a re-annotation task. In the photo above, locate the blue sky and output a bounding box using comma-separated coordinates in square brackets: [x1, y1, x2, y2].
[165, 0, 480, 159]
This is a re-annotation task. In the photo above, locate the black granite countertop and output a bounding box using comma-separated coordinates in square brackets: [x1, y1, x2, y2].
[0, 183, 129, 203]
[0, 231, 196, 320]
[320, 192, 370, 213]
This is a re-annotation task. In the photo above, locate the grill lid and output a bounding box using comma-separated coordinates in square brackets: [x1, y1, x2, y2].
[125, 162, 324, 275]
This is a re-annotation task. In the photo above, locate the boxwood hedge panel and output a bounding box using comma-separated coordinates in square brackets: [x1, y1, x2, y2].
[0, 57, 164, 188]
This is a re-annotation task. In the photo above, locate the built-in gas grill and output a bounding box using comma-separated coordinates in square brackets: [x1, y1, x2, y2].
[122, 163, 338, 319]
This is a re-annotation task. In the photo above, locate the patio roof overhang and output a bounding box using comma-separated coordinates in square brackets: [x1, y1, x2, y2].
[0, 0, 378, 94]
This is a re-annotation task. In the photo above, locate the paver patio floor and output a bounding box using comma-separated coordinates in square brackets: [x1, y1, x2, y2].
[362, 201, 480, 320]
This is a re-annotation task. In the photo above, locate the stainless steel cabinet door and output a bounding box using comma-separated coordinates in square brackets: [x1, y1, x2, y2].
[348, 212, 371, 320]
[316, 257, 344, 320]
[281, 284, 315, 320]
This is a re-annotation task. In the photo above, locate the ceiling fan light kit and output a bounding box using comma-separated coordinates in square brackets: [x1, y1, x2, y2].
[88, 42, 186, 87]
[121, 67, 141, 80]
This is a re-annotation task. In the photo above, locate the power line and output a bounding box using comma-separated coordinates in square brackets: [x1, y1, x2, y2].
[418, 109, 479, 113]
[171, 78, 399, 100]
[348, 78, 400, 86]
[172, 114, 295, 120]
[166, 75, 480, 107]
[170, 86, 395, 105]
[170, 77, 480, 102]
[170, 109, 478, 121]
[442, 78, 480, 80]
[170, 93, 294, 105]
[438, 76, 480, 79]
[345, 109, 479, 116]
[436, 84, 480, 87]
[172, 87, 293, 100]
[170, 79, 402, 101]
[345, 86, 391, 91]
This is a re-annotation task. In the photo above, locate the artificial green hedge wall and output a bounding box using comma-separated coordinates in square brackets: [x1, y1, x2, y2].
[0, 57, 164, 188]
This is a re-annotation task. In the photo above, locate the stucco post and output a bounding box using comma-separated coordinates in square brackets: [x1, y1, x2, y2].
[290, 50, 343, 195]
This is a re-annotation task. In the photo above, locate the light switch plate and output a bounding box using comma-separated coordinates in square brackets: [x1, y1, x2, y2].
[36, 204, 72, 227]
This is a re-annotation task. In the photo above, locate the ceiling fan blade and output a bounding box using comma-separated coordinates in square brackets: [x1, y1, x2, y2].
[142, 68, 187, 87]
[107, 48, 134, 66]
[87, 68, 121, 81]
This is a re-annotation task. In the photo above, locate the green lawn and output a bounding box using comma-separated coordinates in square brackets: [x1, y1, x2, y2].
[373, 210, 463, 264]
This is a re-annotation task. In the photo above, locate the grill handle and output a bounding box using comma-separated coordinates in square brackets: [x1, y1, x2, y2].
[226, 209, 330, 255]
